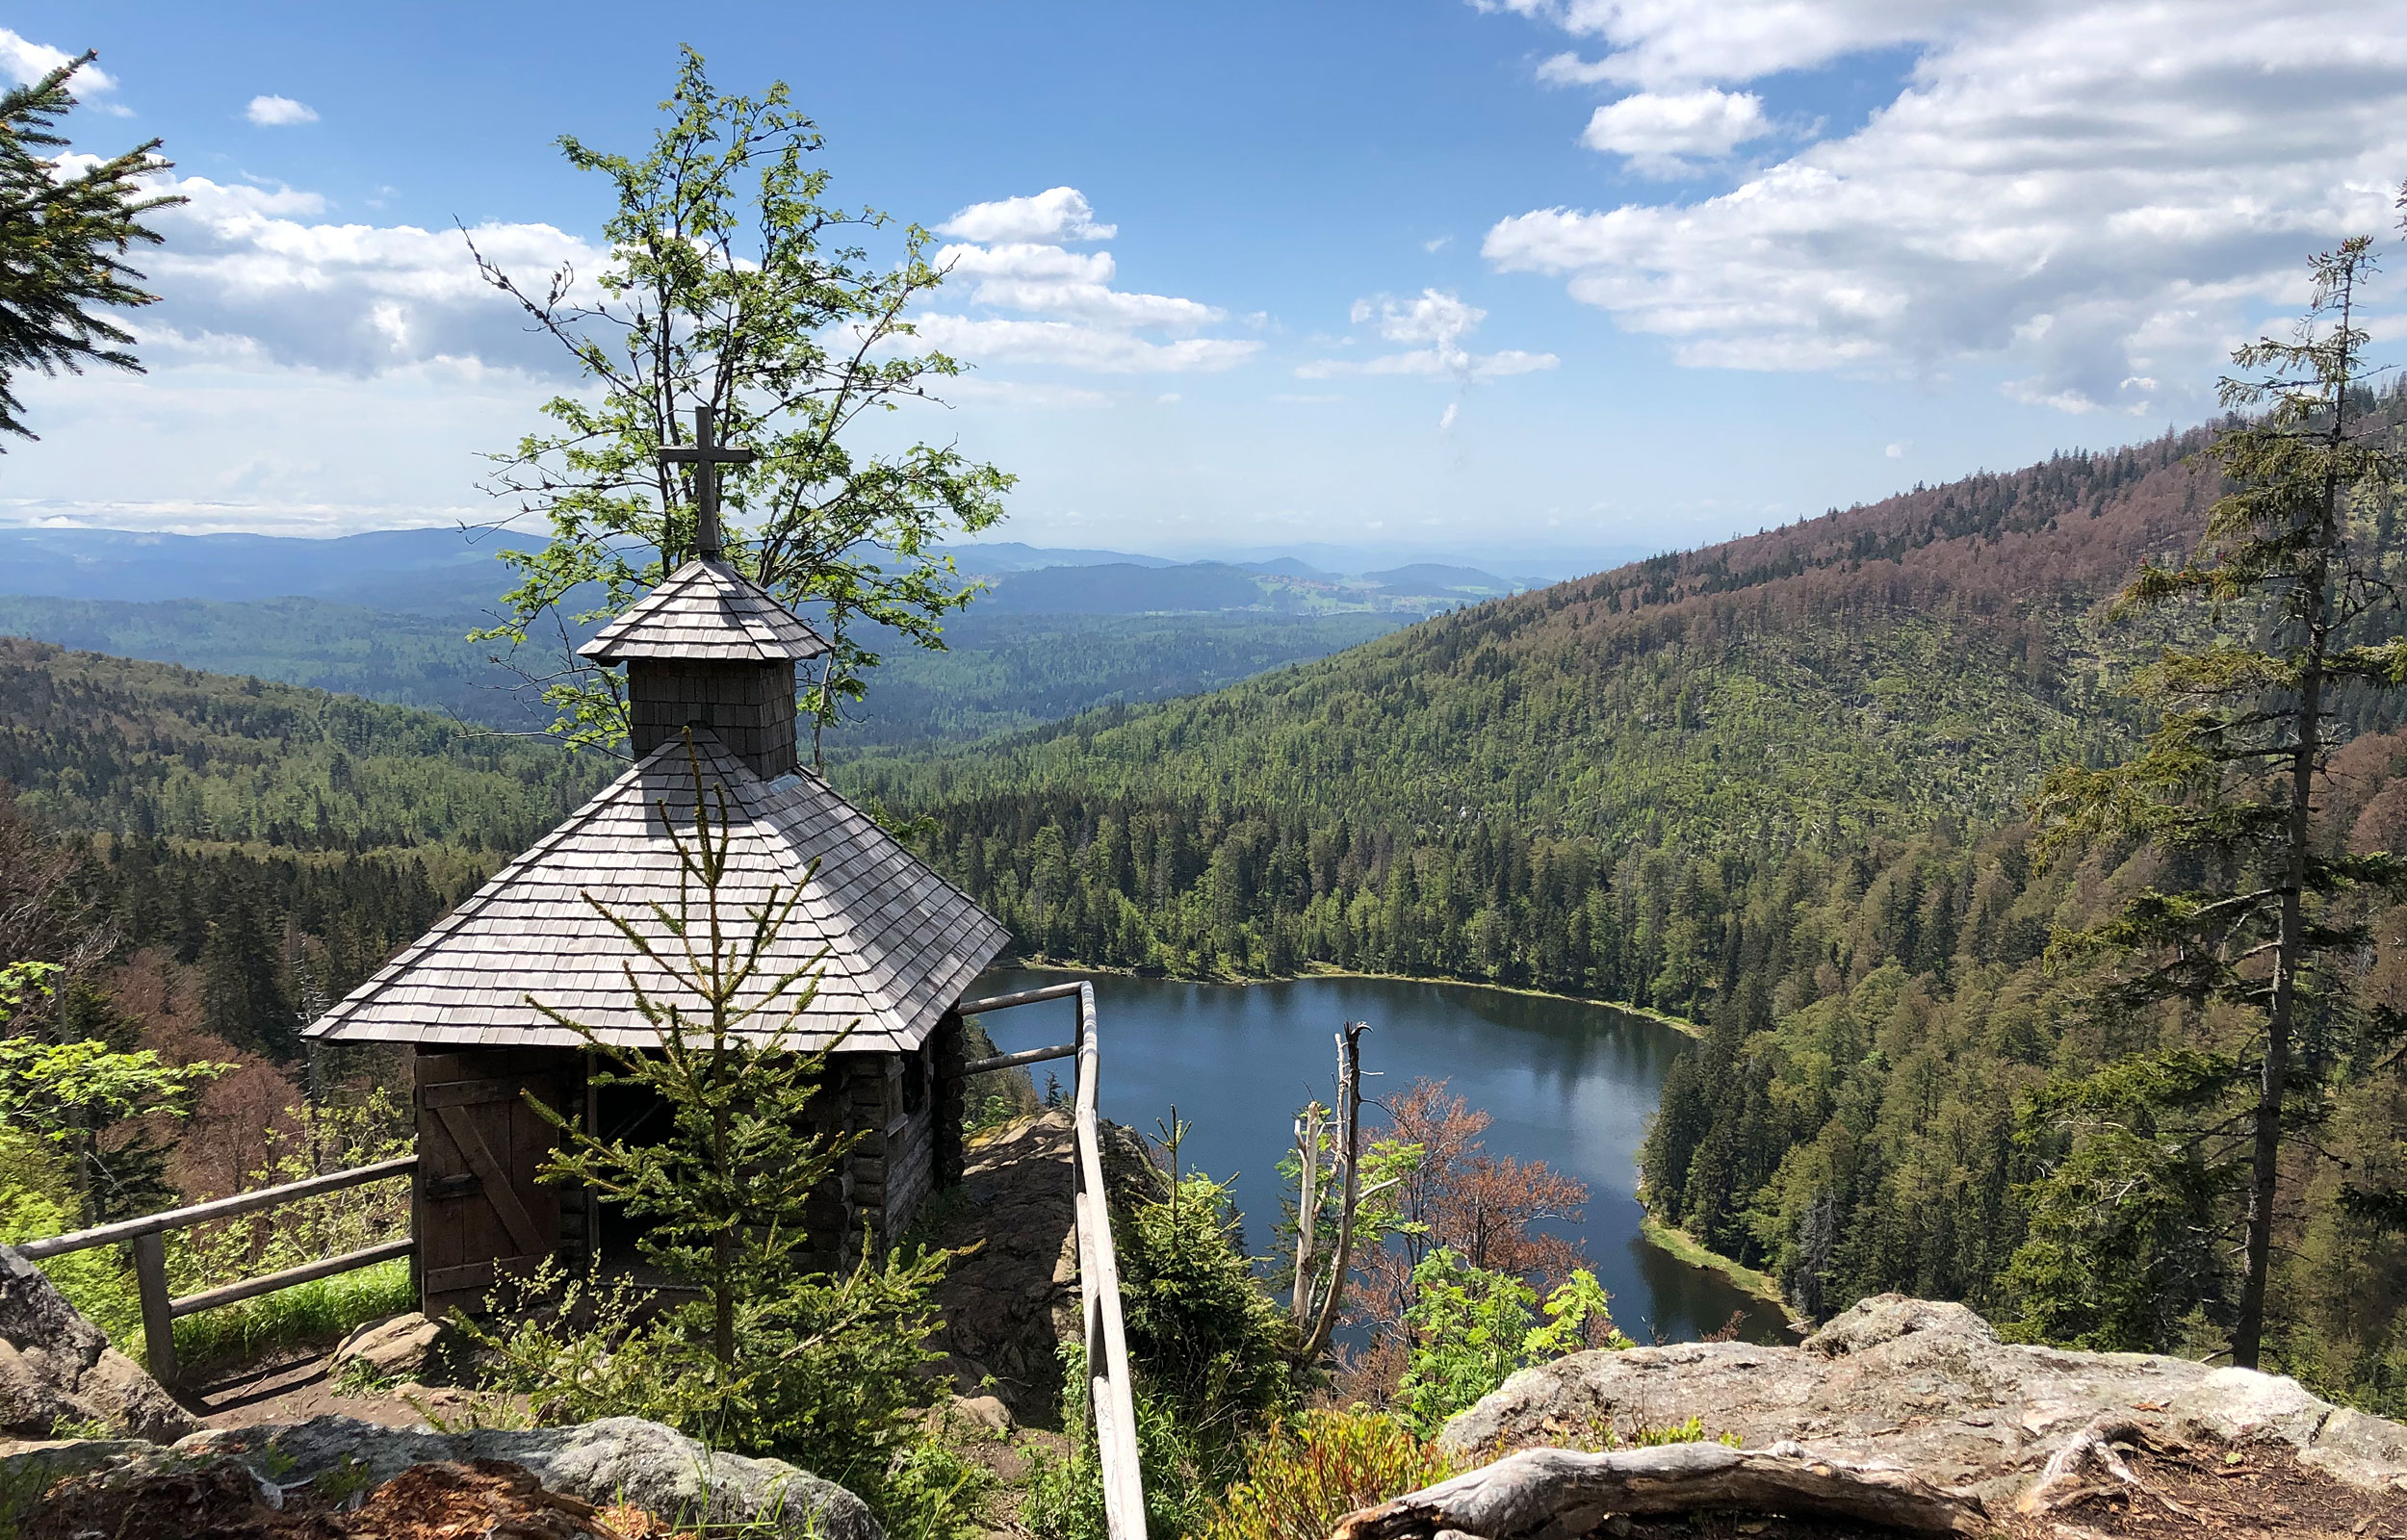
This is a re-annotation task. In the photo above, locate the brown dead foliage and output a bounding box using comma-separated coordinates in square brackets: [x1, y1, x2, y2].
[21, 1457, 691, 1540]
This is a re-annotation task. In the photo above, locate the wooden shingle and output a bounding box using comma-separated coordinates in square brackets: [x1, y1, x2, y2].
[580, 558, 830, 664]
[303, 731, 1008, 1052]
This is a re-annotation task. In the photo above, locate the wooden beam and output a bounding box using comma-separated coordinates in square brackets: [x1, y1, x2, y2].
[15, 1157, 418, 1259]
[168, 1239, 414, 1319]
[957, 982, 1085, 1015]
[130, 1232, 178, 1390]
[434, 1105, 550, 1258]
[1329, 1444, 1986, 1540]
[964, 1043, 1076, 1074]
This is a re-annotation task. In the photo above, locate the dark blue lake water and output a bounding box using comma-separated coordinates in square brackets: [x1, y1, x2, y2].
[970, 967, 1789, 1346]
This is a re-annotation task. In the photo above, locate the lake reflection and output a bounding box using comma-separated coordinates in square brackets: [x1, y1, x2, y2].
[969, 967, 1790, 1346]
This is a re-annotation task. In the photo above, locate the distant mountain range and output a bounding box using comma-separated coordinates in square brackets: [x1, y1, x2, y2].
[0, 526, 521, 611]
[0, 525, 1586, 619]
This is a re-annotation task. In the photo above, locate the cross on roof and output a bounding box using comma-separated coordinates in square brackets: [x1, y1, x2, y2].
[658, 405, 756, 560]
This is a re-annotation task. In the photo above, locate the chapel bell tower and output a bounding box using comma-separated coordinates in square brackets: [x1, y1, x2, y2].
[576, 406, 829, 781]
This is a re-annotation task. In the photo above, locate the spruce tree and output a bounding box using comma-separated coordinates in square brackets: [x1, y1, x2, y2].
[2030, 235, 2407, 1367]
[198, 893, 298, 1060]
[0, 50, 183, 443]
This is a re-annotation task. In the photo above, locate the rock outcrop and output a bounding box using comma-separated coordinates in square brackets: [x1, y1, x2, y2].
[0, 1245, 195, 1443]
[2, 1414, 879, 1540]
[921, 1111, 1166, 1426]
[1439, 1294, 2407, 1506]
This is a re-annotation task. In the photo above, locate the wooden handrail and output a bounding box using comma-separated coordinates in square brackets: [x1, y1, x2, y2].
[958, 981, 1087, 1014]
[12, 1155, 419, 1390]
[170, 1238, 415, 1319]
[964, 1042, 1077, 1075]
[15, 1156, 419, 1258]
[961, 979, 1149, 1540]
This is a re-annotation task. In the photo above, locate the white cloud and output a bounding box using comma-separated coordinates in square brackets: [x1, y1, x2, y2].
[1480, 0, 2407, 412]
[1581, 89, 1769, 175]
[1486, 0, 1980, 90]
[937, 186, 1117, 243]
[910, 314, 1257, 373]
[128, 169, 597, 377]
[245, 94, 319, 126]
[913, 189, 1256, 379]
[1, 28, 130, 113]
[935, 243, 1223, 331]
[1302, 289, 1560, 381]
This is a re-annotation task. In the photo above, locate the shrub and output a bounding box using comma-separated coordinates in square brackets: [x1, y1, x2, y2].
[1024, 1343, 1215, 1540]
[0, 1129, 140, 1341]
[1395, 1250, 1632, 1437]
[1200, 1412, 1455, 1540]
[1119, 1171, 1299, 1451]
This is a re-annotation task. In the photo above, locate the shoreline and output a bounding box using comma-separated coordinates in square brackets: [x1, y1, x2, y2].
[988, 956, 1707, 1040]
[1639, 1214, 1798, 1325]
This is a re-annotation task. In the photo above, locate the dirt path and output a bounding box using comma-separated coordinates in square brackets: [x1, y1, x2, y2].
[181, 1341, 444, 1432]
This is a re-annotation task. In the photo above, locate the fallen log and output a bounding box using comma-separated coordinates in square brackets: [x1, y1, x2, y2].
[1327, 1442, 1989, 1540]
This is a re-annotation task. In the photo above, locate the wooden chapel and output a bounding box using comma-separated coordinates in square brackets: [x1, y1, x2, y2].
[301, 414, 1008, 1319]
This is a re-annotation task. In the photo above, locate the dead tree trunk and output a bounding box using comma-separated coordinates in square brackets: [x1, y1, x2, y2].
[1329, 1444, 1987, 1540]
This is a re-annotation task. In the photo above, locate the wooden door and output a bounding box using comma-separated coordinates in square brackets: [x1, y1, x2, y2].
[414, 1049, 574, 1319]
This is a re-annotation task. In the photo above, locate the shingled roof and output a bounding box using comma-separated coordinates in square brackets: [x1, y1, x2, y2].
[579, 558, 830, 663]
[303, 731, 1007, 1052]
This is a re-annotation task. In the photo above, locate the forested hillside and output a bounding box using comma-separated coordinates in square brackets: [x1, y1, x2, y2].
[846, 410, 2407, 1410]
[848, 424, 2234, 985]
[0, 638, 614, 1049]
[0, 597, 1405, 750]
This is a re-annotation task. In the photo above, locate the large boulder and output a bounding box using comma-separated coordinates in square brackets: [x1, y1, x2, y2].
[328, 1311, 449, 1384]
[0, 1245, 194, 1443]
[3, 1414, 880, 1540]
[1438, 1293, 2407, 1506]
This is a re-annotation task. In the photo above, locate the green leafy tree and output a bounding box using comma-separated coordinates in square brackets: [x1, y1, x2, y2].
[1393, 1248, 1629, 1436]
[198, 893, 298, 1061]
[469, 49, 1011, 761]
[0, 49, 184, 443]
[0, 962, 229, 1223]
[2029, 235, 2407, 1368]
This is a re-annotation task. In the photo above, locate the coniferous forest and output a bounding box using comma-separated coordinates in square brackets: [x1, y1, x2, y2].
[839, 396, 2407, 1409]
[6, 400, 2407, 1421]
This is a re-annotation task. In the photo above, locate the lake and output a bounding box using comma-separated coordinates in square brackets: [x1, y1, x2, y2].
[968, 966, 1791, 1346]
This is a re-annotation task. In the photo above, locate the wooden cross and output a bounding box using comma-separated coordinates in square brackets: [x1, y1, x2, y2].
[658, 405, 756, 560]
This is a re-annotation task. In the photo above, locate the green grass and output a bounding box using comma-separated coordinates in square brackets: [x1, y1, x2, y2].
[158, 1257, 417, 1375]
[1638, 1214, 1793, 1320]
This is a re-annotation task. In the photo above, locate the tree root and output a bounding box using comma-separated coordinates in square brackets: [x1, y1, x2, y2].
[1326, 1441, 1990, 1540]
[2016, 1417, 2195, 1521]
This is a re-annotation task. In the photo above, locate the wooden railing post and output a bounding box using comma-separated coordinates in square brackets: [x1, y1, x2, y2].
[129, 1231, 179, 1390]
[15, 1155, 419, 1392]
[960, 979, 1149, 1540]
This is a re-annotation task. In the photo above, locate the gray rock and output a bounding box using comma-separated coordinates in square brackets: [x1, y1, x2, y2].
[0, 1245, 194, 1443]
[329, 1311, 447, 1383]
[947, 1394, 1013, 1436]
[171, 1415, 879, 1540]
[922, 1112, 1163, 1426]
[1439, 1293, 2407, 1505]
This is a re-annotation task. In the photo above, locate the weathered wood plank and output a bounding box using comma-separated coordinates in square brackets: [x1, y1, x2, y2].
[435, 1103, 550, 1257]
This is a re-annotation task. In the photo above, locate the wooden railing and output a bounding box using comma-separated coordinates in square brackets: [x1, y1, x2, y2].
[14, 1155, 418, 1389]
[961, 979, 1149, 1540]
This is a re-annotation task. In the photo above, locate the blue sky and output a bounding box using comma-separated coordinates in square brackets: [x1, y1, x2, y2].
[8, 2, 2403, 564]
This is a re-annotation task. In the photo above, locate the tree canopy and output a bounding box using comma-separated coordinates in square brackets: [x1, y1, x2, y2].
[0, 49, 182, 445]
[470, 48, 1011, 761]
